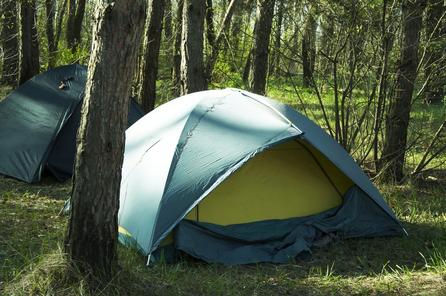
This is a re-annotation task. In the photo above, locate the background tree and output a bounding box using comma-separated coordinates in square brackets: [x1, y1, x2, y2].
[19, 0, 40, 84]
[302, 4, 316, 87]
[423, 0, 445, 104]
[172, 0, 184, 96]
[66, 0, 86, 52]
[381, 0, 427, 182]
[249, 0, 275, 94]
[65, 0, 146, 280]
[45, 0, 57, 68]
[269, 0, 284, 76]
[1, 0, 20, 85]
[180, 0, 206, 95]
[138, 0, 166, 113]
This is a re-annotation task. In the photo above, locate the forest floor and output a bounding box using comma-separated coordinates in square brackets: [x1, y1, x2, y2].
[1, 175, 445, 295]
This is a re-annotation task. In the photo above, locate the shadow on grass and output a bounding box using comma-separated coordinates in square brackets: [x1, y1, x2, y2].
[0, 174, 71, 201]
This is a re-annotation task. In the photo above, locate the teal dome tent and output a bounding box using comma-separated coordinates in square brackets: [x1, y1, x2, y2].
[118, 89, 405, 265]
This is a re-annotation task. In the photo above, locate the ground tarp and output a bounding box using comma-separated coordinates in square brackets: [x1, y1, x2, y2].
[173, 186, 402, 265]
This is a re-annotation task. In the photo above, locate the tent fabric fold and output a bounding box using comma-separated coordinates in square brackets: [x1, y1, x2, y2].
[174, 186, 402, 265]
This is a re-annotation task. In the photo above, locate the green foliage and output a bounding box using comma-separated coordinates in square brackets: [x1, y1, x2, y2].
[56, 45, 90, 67]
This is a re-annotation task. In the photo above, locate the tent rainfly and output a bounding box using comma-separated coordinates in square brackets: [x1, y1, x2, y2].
[118, 89, 405, 265]
[0, 64, 143, 183]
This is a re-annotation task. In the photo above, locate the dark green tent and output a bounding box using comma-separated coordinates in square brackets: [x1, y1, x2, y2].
[0, 64, 143, 183]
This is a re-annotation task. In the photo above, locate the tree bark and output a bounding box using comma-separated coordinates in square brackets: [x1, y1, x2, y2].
[319, 13, 334, 76]
[180, 0, 206, 95]
[56, 0, 69, 48]
[72, 0, 86, 51]
[1, 0, 20, 86]
[45, 0, 57, 68]
[66, 0, 76, 48]
[205, 0, 216, 49]
[65, 0, 146, 279]
[164, 0, 173, 40]
[270, 0, 284, 76]
[302, 7, 316, 87]
[249, 0, 275, 95]
[66, 0, 85, 51]
[19, 0, 40, 85]
[423, 0, 445, 104]
[381, 0, 426, 182]
[373, 0, 394, 171]
[229, 0, 244, 71]
[172, 0, 184, 97]
[138, 0, 166, 113]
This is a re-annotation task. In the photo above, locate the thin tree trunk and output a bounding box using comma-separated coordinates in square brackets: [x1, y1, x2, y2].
[65, 0, 146, 279]
[71, 0, 86, 51]
[164, 0, 173, 40]
[242, 47, 252, 84]
[381, 0, 426, 182]
[55, 0, 68, 48]
[45, 0, 57, 68]
[66, 0, 76, 48]
[423, 0, 445, 104]
[249, 0, 275, 95]
[205, 0, 215, 49]
[373, 0, 393, 171]
[319, 14, 334, 77]
[172, 0, 184, 97]
[138, 0, 166, 113]
[270, 0, 284, 76]
[180, 0, 206, 95]
[229, 0, 243, 71]
[302, 7, 316, 87]
[19, 0, 40, 85]
[1, 0, 20, 86]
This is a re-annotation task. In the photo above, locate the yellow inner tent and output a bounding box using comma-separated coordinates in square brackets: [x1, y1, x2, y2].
[185, 139, 353, 225]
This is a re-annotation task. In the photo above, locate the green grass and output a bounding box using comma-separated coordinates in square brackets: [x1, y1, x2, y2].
[1, 175, 445, 295]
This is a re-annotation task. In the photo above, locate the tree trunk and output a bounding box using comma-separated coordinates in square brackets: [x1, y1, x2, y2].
[373, 0, 394, 171]
[229, 0, 243, 71]
[180, 0, 206, 95]
[71, 0, 86, 51]
[270, 0, 283, 76]
[302, 7, 316, 87]
[66, 0, 76, 48]
[249, 0, 275, 95]
[45, 0, 57, 68]
[242, 47, 252, 84]
[319, 14, 334, 77]
[423, 0, 445, 104]
[1, 0, 20, 86]
[56, 0, 69, 48]
[172, 0, 184, 97]
[164, 0, 173, 40]
[138, 0, 166, 113]
[205, 0, 215, 49]
[381, 0, 426, 182]
[19, 0, 40, 85]
[65, 0, 146, 279]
